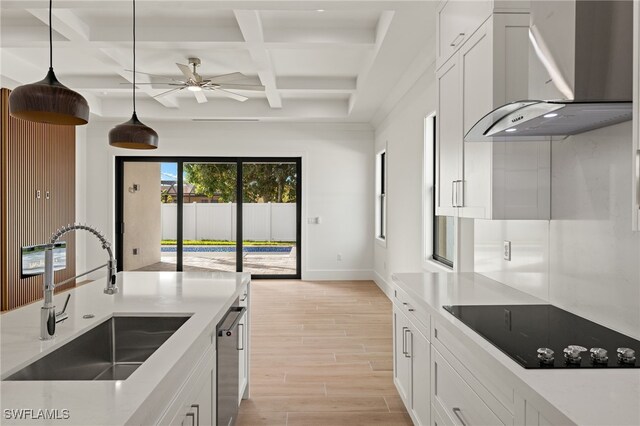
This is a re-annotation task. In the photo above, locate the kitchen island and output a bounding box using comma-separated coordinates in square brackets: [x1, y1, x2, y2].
[0, 271, 250, 425]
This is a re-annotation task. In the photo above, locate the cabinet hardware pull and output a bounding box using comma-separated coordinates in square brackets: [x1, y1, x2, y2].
[36, 190, 41, 199]
[452, 407, 467, 426]
[401, 326, 408, 355]
[404, 328, 412, 358]
[457, 180, 463, 207]
[45, 191, 50, 200]
[185, 412, 196, 426]
[452, 181, 456, 207]
[450, 33, 465, 47]
[190, 404, 200, 426]
[238, 323, 245, 351]
[241, 292, 248, 302]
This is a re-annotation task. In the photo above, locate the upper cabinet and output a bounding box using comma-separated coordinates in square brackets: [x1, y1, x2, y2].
[435, 6, 551, 220]
[436, 1, 530, 71]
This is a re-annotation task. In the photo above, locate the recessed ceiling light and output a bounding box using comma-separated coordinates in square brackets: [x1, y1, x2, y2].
[543, 113, 558, 118]
[187, 86, 202, 92]
[316, 9, 325, 12]
[505, 128, 517, 132]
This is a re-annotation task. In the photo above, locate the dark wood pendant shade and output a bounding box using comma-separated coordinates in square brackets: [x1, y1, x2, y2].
[9, 68, 89, 126]
[109, 0, 158, 150]
[109, 112, 158, 149]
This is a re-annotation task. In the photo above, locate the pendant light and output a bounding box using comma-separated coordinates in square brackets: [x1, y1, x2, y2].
[109, 0, 158, 149]
[8, 0, 89, 125]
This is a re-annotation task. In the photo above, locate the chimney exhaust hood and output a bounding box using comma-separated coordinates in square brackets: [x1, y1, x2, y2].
[466, 0, 633, 142]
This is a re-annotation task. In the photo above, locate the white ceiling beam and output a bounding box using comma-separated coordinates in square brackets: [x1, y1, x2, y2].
[263, 27, 375, 45]
[25, 8, 178, 109]
[233, 10, 282, 109]
[348, 10, 394, 114]
[277, 76, 357, 93]
[100, 97, 347, 120]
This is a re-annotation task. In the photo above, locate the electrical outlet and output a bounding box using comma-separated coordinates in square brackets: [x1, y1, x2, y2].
[503, 241, 511, 261]
[133, 248, 139, 255]
[337, 253, 342, 261]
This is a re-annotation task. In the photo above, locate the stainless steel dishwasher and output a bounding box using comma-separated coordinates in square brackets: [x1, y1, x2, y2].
[216, 303, 247, 426]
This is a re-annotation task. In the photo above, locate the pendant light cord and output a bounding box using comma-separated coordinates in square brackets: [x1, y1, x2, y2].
[132, 0, 136, 113]
[49, 0, 53, 69]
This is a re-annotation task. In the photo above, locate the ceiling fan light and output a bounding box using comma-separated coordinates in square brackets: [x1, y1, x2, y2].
[9, 69, 89, 127]
[109, 112, 158, 150]
[187, 85, 202, 92]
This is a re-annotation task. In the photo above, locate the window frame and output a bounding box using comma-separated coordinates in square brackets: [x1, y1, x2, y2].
[376, 149, 387, 243]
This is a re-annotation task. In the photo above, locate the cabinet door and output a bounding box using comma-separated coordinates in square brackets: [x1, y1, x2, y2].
[393, 305, 411, 405]
[436, 55, 462, 216]
[459, 18, 493, 219]
[192, 367, 214, 426]
[410, 327, 431, 426]
[238, 309, 248, 402]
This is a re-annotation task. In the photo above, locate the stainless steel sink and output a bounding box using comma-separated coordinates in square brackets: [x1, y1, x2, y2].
[4, 316, 190, 381]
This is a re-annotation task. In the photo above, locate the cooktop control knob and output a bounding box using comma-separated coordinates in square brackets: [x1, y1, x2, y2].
[563, 345, 587, 364]
[589, 347, 609, 364]
[537, 348, 555, 365]
[617, 348, 636, 364]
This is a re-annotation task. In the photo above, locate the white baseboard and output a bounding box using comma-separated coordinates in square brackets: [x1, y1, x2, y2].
[373, 271, 394, 299]
[302, 269, 374, 281]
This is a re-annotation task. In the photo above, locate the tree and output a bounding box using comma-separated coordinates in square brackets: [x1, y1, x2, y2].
[184, 163, 297, 203]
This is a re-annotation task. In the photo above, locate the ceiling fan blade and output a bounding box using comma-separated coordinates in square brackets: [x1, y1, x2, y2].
[154, 87, 185, 98]
[210, 88, 249, 102]
[176, 63, 197, 81]
[206, 72, 249, 84]
[193, 90, 208, 104]
[217, 83, 265, 92]
[124, 69, 182, 82]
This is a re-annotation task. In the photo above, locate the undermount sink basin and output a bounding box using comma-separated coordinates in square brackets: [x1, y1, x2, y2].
[4, 316, 190, 381]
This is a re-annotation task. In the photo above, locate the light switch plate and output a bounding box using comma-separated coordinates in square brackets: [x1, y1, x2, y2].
[503, 241, 511, 261]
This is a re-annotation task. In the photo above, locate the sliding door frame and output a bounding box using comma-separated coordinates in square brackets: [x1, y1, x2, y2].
[115, 156, 302, 279]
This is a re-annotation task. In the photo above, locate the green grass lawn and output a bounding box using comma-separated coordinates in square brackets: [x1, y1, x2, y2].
[161, 240, 294, 246]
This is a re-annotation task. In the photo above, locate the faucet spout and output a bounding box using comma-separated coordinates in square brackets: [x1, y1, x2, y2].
[40, 223, 118, 340]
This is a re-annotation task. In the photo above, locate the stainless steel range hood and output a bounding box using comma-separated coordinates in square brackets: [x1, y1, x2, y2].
[466, 0, 633, 142]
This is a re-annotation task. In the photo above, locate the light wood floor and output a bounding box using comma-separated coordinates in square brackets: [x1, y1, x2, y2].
[238, 280, 413, 426]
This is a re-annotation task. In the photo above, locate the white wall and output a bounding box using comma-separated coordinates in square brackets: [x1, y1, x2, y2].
[475, 122, 640, 339]
[78, 121, 374, 280]
[372, 63, 439, 295]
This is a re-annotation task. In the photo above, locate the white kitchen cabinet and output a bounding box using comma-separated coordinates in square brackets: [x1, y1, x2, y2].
[393, 305, 412, 403]
[435, 54, 462, 217]
[436, 12, 551, 220]
[436, 1, 529, 70]
[393, 304, 431, 426]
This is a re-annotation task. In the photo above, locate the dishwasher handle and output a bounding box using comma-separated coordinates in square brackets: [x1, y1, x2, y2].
[218, 306, 247, 336]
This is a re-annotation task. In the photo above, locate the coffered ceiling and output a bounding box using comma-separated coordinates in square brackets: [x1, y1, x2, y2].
[0, 1, 436, 122]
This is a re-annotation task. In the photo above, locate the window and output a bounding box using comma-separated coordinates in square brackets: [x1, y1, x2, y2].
[376, 150, 386, 241]
[424, 114, 454, 268]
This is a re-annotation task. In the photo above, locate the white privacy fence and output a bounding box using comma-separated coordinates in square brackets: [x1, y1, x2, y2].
[162, 203, 296, 241]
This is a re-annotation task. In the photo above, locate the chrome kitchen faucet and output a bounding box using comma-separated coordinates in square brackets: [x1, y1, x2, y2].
[40, 223, 118, 341]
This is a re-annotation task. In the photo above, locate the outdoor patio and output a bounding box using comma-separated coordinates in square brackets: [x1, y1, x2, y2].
[135, 247, 297, 275]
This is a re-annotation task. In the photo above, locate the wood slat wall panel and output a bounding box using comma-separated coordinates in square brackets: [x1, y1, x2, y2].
[1, 88, 76, 311]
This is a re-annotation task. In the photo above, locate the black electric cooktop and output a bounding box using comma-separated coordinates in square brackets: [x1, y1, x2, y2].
[443, 304, 639, 369]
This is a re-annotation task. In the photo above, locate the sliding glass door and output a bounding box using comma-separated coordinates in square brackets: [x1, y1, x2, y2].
[116, 157, 301, 278]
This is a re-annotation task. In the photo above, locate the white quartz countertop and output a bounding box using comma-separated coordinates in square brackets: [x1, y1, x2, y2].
[0, 271, 250, 425]
[392, 272, 640, 426]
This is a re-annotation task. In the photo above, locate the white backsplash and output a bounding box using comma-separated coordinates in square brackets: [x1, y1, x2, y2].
[475, 121, 640, 339]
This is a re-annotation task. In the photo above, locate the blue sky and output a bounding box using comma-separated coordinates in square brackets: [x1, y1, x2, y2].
[161, 162, 178, 181]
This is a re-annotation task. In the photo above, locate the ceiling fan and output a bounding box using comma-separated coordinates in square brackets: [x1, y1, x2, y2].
[125, 57, 265, 103]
